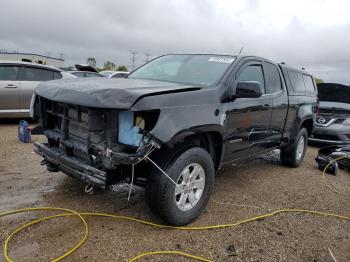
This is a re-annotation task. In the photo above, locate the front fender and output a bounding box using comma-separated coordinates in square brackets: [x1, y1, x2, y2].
[165, 124, 225, 148]
[130, 86, 225, 144]
[148, 105, 224, 143]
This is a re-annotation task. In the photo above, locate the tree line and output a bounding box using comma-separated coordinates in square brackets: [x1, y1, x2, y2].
[87, 57, 128, 72]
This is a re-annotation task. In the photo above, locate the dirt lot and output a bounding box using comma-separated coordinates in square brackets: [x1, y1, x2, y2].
[0, 122, 349, 262]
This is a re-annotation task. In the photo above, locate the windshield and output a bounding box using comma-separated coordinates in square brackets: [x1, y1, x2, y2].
[317, 83, 350, 104]
[128, 54, 235, 86]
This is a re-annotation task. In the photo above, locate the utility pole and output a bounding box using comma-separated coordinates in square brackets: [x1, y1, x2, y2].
[130, 51, 137, 70]
[144, 53, 151, 63]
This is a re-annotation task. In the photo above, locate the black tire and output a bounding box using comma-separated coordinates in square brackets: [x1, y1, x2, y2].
[280, 128, 308, 167]
[145, 146, 215, 226]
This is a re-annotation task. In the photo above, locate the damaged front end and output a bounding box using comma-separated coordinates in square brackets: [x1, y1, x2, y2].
[33, 96, 161, 189]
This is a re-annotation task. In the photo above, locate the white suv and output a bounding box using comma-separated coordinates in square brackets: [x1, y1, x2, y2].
[0, 61, 75, 118]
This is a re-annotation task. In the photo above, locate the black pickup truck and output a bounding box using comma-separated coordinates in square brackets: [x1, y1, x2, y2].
[31, 54, 317, 225]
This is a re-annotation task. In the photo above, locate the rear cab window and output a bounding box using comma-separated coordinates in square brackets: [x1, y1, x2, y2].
[302, 75, 315, 92]
[288, 70, 305, 92]
[264, 62, 282, 94]
[288, 69, 315, 93]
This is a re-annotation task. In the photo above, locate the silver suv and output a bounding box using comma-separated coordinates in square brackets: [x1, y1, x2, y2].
[310, 83, 350, 144]
[0, 61, 75, 118]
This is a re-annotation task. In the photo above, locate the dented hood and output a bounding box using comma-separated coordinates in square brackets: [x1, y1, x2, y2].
[35, 78, 200, 109]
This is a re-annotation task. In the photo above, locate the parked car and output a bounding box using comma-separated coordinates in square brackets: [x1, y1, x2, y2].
[100, 70, 116, 77]
[31, 54, 317, 225]
[309, 83, 350, 144]
[109, 71, 129, 78]
[68, 64, 104, 78]
[68, 71, 104, 78]
[0, 61, 75, 118]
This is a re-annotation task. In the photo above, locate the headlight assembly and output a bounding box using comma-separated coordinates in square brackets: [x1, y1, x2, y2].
[118, 110, 160, 147]
[135, 115, 145, 130]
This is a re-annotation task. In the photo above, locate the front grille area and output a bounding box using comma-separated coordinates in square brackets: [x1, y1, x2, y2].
[40, 98, 118, 165]
[42, 99, 106, 141]
[35, 97, 150, 187]
[315, 116, 334, 126]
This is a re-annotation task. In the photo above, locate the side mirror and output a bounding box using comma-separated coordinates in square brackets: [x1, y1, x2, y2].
[235, 81, 263, 98]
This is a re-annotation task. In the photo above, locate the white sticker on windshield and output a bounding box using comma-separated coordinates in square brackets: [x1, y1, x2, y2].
[208, 57, 235, 63]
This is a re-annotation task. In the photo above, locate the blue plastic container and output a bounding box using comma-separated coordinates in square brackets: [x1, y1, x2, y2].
[18, 120, 31, 143]
[118, 111, 143, 146]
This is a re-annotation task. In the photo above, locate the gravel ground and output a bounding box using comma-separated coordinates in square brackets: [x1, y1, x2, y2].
[0, 121, 349, 262]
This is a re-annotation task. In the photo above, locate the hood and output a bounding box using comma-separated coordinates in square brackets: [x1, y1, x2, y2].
[319, 101, 350, 111]
[35, 78, 200, 109]
[319, 101, 350, 115]
[75, 64, 99, 72]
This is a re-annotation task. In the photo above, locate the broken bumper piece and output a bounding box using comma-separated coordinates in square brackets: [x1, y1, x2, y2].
[34, 142, 146, 188]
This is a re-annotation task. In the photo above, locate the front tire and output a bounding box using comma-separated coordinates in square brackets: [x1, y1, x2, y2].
[145, 146, 215, 226]
[280, 128, 308, 167]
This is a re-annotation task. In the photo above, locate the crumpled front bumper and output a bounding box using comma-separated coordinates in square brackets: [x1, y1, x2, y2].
[34, 142, 144, 188]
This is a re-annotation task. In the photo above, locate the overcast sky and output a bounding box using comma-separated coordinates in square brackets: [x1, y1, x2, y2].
[0, 0, 349, 83]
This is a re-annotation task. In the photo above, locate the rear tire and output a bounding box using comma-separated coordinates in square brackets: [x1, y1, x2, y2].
[281, 128, 308, 167]
[145, 146, 215, 226]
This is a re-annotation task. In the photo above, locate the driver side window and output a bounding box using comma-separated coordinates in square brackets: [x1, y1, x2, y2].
[236, 65, 265, 93]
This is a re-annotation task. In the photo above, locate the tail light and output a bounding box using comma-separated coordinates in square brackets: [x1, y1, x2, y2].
[315, 96, 320, 116]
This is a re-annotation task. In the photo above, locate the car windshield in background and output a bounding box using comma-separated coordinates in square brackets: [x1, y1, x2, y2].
[317, 83, 350, 103]
[128, 54, 235, 86]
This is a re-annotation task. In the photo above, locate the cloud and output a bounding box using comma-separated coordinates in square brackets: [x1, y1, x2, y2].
[0, 0, 349, 83]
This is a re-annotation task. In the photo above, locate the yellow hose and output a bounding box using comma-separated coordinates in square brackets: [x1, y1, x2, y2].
[0, 207, 88, 262]
[322, 156, 350, 197]
[1, 208, 349, 261]
[128, 251, 212, 262]
[0, 156, 349, 261]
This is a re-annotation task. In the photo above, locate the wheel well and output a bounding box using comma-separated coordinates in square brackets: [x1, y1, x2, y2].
[301, 118, 313, 137]
[179, 132, 223, 170]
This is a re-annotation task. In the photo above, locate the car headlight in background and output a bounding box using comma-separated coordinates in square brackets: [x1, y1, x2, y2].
[29, 93, 36, 118]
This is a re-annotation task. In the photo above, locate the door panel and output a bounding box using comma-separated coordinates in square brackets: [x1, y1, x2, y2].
[269, 91, 288, 146]
[223, 61, 272, 162]
[263, 62, 289, 146]
[0, 65, 20, 110]
[223, 96, 272, 161]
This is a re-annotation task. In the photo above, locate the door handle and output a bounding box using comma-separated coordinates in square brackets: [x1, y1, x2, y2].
[5, 84, 18, 88]
[263, 104, 271, 109]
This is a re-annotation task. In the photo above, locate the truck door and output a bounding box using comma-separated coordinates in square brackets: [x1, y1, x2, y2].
[263, 62, 288, 147]
[223, 61, 272, 162]
[0, 64, 20, 111]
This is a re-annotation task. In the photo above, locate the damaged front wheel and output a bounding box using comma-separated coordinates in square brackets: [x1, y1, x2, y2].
[146, 146, 215, 226]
